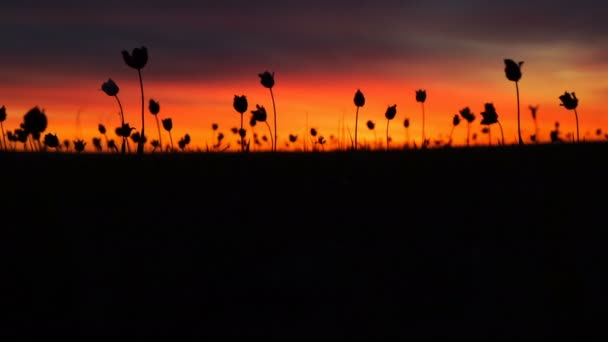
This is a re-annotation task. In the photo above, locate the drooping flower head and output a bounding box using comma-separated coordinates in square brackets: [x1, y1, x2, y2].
[251, 105, 268, 122]
[452, 114, 461, 126]
[149, 99, 160, 115]
[559, 92, 578, 110]
[415, 89, 427, 103]
[233, 95, 248, 114]
[459, 107, 475, 123]
[43, 133, 59, 148]
[122, 46, 148, 70]
[354, 89, 365, 107]
[101, 78, 119, 96]
[258, 71, 275, 89]
[480, 103, 499, 125]
[162, 118, 173, 132]
[504, 59, 523, 82]
[115, 123, 135, 138]
[385, 105, 397, 120]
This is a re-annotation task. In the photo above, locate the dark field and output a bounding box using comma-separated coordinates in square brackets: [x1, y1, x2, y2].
[2, 143, 608, 339]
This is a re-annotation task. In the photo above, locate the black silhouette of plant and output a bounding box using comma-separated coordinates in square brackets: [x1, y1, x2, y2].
[529, 105, 539, 144]
[178, 134, 191, 151]
[448, 114, 461, 146]
[0, 106, 6, 151]
[251, 105, 272, 152]
[316, 136, 326, 151]
[6, 131, 16, 151]
[459, 107, 475, 147]
[101, 78, 128, 154]
[62, 139, 70, 152]
[385, 105, 397, 150]
[22, 107, 48, 151]
[122, 46, 148, 154]
[148, 99, 163, 150]
[98, 123, 111, 149]
[115, 123, 135, 152]
[233, 95, 248, 152]
[289, 134, 297, 143]
[259, 72, 277, 151]
[504, 59, 524, 145]
[559, 91, 580, 143]
[416, 89, 427, 145]
[107, 139, 118, 153]
[92, 137, 103, 152]
[73, 139, 86, 153]
[403, 118, 410, 149]
[550, 122, 563, 143]
[43, 133, 60, 151]
[480, 103, 504, 146]
[367, 120, 377, 148]
[162, 118, 174, 151]
[353, 89, 365, 150]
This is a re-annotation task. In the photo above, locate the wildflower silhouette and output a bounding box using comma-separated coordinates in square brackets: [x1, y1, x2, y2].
[73, 139, 86, 153]
[122, 46, 148, 154]
[459, 107, 475, 147]
[43, 133, 60, 151]
[366, 120, 377, 148]
[150, 139, 160, 152]
[289, 134, 297, 143]
[98, 124, 112, 150]
[148, 99, 163, 150]
[178, 134, 191, 151]
[101, 78, 127, 154]
[259, 71, 277, 152]
[529, 105, 539, 144]
[233, 95, 248, 152]
[385, 105, 397, 150]
[0, 105, 6, 151]
[504, 59, 524, 145]
[92, 137, 103, 152]
[161, 118, 174, 151]
[353, 89, 365, 150]
[559, 91, 580, 143]
[115, 123, 135, 153]
[403, 118, 410, 148]
[62, 139, 70, 152]
[480, 103, 504, 146]
[251, 105, 272, 152]
[448, 114, 461, 146]
[416, 89, 427, 145]
[550, 121, 563, 143]
[107, 139, 118, 153]
[23, 107, 48, 151]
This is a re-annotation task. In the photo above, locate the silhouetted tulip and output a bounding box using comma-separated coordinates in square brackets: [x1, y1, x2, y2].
[504, 59, 523, 82]
[231, 127, 238, 134]
[233, 95, 248, 114]
[239, 128, 246, 138]
[453, 115, 460, 126]
[107, 139, 118, 152]
[447, 114, 460, 146]
[0, 106, 6, 151]
[310, 128, 318, 137]
[43, 133, 59, 149]
[101, 78, 119, 96]
[258, 71, 275, 89]
[289, 134, 297, 143]
[212, 123, 218, 131]
[367, 120, 375, 130]
[403, 118, 411, 149]
[415, 89, 427, 145]
[415, 90, 426, 103]
[116, 123, 135, 138]
[122, 46, 148, 70]
[459, 107, 475, 146]
[480, 103, 504, 146]
[62, 139, 70, 150]
[218, 133, 224, 141]
[150, 139, 160, 152]
[385, 105, 397, 120]
[92, 137, 102, 152]
[559, 91, 580, 142]
[98, 124, 106, 135]
[23, 107, 47, 137]
[251, 105, 268, 122]
[354, 89, 365, 107]
[162, 118, 173, 132]
[403, 118, 410, 128]
[184, 134, 191, 145]
[149, 99, 160, 115]
[73, 139, 86, 153]
[0, 105, 6, 122]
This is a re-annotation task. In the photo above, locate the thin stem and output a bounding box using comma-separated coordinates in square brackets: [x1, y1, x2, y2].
[488, 127, 492, 147]
[240, 113, 244, 153]
[169, 132, 174, 152]
[516, 81, 523, 145]
[448, 125, 455, 146]
[137, 69, 145, 155]
[386, 120, 390, 151]
[574, 109, 580, 143]
[534, 119, 539, 144]
[114, 95, 126, 155]
[264, 120, 274, 152]
[421, 103, 426, 145]
[466, 122, 470, 147]
[354, 107, 359, 151]
[270, 88, 277, 152]
[155, 115, 163, 150]
[0, 122, 5, 151]
[497, 121, 505, 146]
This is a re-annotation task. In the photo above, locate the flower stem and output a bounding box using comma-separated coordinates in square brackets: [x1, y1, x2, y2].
[497, 121, 505, 146]
[240, 113, 244, 153]
[354, 107, 359, 151]
[155, 115, 163, 150]
[516, 81, 523, 145]
[488, 127, 492, 147]
[421, 103, 426, 145]
[114, 95, 126, 155]
[265, 120, 274, 152]
[386, 119, 390, 150]
[270, 88, 277, 152]
[0, 122, 5, 151]
[574, 109, 580, 143]
[448, 125, 455, 146]
[466, 122, 470, 147]
[137, 69, 145, 155]
[168, 132, 174, 152]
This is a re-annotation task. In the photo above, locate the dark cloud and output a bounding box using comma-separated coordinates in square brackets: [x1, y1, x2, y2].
[1, 0, 606, 83]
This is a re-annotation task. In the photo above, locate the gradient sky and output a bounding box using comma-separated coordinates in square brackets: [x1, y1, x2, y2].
[1, 0, 607, 151]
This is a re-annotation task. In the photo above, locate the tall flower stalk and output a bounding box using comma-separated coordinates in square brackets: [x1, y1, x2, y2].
[459, 107, 476, 147]
[504, 59, 524, 145]
[384, 105, 397, 150]
[353, 89, 365, 150]
[0, 106, 7, 151]
[480, 103, 503, 146]
[149, 99, 162, 150]
[251, 105, 272, 152]
[559, 91, 580, 143]
[529, 105, 539, 143]
[101, 78, 128, 154]
[448, 114, 460, 146]
[403, 118, 410, 149]
[122, 46, 148, 155]
[162, 118, 174, 151]
[259, 71, 277, 151]
[416, 89, 427, 146]
[233, 95, 249, 152]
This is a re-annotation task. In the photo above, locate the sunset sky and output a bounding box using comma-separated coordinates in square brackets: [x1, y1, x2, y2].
[1, 0, 607, 151]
